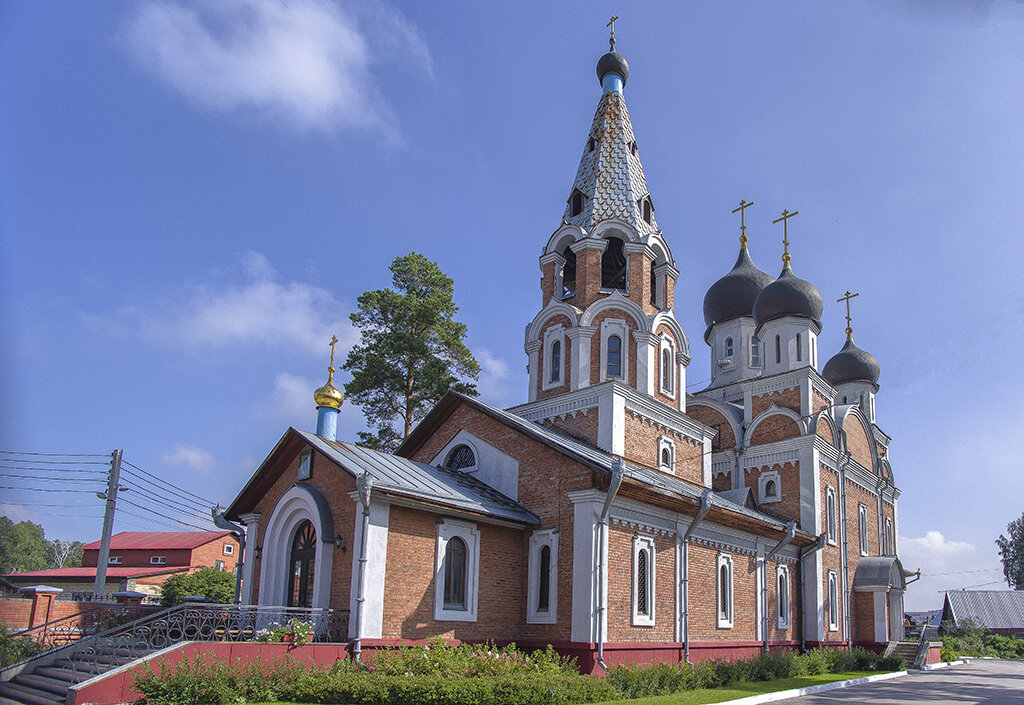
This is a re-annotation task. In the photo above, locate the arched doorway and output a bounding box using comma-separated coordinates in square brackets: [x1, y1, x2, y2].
[288, 520, 316, 608]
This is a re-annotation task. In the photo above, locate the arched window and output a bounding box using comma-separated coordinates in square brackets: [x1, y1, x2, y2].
[751, 337, 761, 367]
[778, 568, 790, 628]
[607, 335, 622, 377]
[569, 189, 584, 217]
[444, 444, 475, 470]
[561, 246, 576, 297]
[724, 337, 734, 357]
[550, 340, 561, 382]
[859, 504, 868, 555]
[443, 536, 467, 609]
[288, 520, 316, 608]
[641, 197, 653, 225]
[601, 237, 627, 290]
[826, 487, 837, 544]
[827, 571, 838, 630]
[537, 545, 551, 612]
[796, 334, 802, 362]
[661, 447, 671, 469]
[775, 335, 781, 364]
[661, 347, 673, 393]
[718, 555, 733, 627]
[650, 260, 658, 306]
[765, 479, 777, 498]
[636, 548, 650, 616]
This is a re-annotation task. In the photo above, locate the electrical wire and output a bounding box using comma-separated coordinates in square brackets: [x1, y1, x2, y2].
[121, 460, 217, 506]
[0, 458, 109, 465]
[0, 465, 107, 475]
[0, 486, 99, 493]
[118, 481, 213, 518]
[120, 466, 216, 509]
[0, 450, 109, 457]
[0, 473, 104, 483]
[117, 508, 214, 533]
[118, 473, 213, 514]
[118, 497, 217, 532]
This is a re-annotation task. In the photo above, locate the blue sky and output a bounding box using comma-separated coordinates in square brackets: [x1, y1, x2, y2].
[2, 1, 1023, 611]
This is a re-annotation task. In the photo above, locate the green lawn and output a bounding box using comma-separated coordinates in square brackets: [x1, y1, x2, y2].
[244, 670, 883, 705]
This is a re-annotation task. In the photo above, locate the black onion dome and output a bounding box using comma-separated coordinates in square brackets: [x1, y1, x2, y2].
[703, 246, 775, 328]
[753, 262, 824, 327]
[823, 336, 881, 386]
[596, 51, 630, 86]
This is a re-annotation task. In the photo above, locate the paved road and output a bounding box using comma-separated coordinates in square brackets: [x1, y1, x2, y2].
[782, 659, 1024, 704]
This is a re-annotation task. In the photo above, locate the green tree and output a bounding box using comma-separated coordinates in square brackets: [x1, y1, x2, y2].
[343, 253, 479, 452]
[996, 512, 1024, 589]
[50, 539, 84, 569]
[159, 566, 236, 607]
[0, 517, 50, 574]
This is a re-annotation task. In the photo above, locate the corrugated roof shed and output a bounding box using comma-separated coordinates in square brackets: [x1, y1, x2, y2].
[944, 590, 1024, 630]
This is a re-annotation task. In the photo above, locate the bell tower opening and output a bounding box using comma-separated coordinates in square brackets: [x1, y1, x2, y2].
[602, 237, 627, 290]
[562, 246, 577, 297]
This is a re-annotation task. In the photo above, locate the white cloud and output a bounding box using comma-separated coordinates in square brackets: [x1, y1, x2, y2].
[474, 349, 515, 407]
[122, 0, 430, 137]
[264, 372, 318, 426]
[0, 503, 41, 524]
[90, 251, 353, 356]
[900, 530, 1004, 611]
[162, 443, 216, 474]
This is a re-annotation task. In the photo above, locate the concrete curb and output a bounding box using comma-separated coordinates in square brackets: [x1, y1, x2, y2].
[922, 659, 963, 671]
[711, 670, 909, 704]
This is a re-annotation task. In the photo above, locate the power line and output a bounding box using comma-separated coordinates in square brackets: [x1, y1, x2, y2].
[0, 485, 101, 494]
[119, 480, 216, 518]
[0, 473, 104, 484]
[118, 497, 216, 532]
[924, 568, 1001, 578]
[0, 458, 109, 465]
[118, 469, 213, 513]
[0, 450, 109, 458]
[0, 464, 107, 474]
[120, 460, 218, 506]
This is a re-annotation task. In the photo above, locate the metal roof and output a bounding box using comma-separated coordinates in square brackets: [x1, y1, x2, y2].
[853, 556, 906, 590]
[80, 531, 233, 551]
[944, 590, 1024, 630]
[297, 430, 539, 526]
[4, 566, 187, 580]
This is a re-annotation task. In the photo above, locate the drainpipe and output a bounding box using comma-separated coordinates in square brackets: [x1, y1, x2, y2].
[351, 471, 373, 665]
[761, 522, 796, 653]
[595, 457, 625, 673]
[839, 433, 852, 649]
[682, 490, 713, 664]
[799, 532, 827, 651]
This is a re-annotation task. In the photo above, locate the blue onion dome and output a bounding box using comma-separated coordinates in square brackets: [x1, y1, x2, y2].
[753, 261, 824, 327]
[597, 51, 630, 86]
[823, 336, 881, 386]
[703, 245, 775, 328]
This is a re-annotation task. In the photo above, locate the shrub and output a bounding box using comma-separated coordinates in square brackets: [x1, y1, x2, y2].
[0, 623, 47, 667]
[159, 566, 235, 607]
[874, 652, 906, 671]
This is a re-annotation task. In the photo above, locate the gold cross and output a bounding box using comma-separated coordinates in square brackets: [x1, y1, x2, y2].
[772, 209, 800, 263]
[328, 334, 339, 373]
[837, 291, 859, 338]
[607, 15, 619, 51]
[731, 199, 754, 246]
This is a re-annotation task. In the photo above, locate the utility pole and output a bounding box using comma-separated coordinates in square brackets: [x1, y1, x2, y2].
[93, 449, 123, 597]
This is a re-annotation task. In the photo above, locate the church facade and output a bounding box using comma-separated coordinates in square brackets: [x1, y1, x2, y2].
[225, 40, 905, 671]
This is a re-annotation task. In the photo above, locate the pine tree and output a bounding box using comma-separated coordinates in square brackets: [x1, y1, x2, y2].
[343, 253, 479, 452]
[996, 513, 1024, 590]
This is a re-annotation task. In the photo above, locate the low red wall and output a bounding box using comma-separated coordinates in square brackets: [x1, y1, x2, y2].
[925, 643, 942, 665]
[0, 599, 32, 629]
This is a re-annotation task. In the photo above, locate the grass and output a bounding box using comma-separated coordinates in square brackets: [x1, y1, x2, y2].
[239, 671, 883, 705]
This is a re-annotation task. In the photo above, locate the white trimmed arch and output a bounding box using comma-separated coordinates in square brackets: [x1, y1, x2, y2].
[834, 405, 879, 472]
[592, 218, 641, 244]
[580, 290, 648, 330]
[687, 398, 743, 450]
[544, 223, 587, 255]
[810, 409, 839, 447]
[745, 405, 806, 446]
[526, 300, 580, 343]
[258, 483, 335, 609]
[650, 311, 690, 361]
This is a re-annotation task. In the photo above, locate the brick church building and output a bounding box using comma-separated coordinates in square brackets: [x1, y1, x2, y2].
[226, 37, 905, 672]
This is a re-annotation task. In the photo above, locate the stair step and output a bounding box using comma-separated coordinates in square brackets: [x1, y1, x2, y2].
[12, 675, 69, 697]
[31, 668, 81, 684]
[0, 681, 63, 705]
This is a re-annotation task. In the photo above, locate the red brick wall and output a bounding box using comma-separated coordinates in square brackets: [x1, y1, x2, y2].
[845, 482, 879, 558]
[852, 591, 876, 642]
[0, 597, 31, 628]
[652, 323, 681, 407]
[844, 419, 874, 472]
[628, 251, 657, 316]
[622, 416, 704, 485]
[589, 310, 637, 389]
[606, 525, 675, 642]
[536, 316, 574, 401]
[752, 388, 800, 417]
[540, 413, 599, 446]
[744, 462, 801, 525]
[248, 449, 357, 610]
[574, 247, 602, 307]
[541, 259, 556, 304]
[816, 417, 834, 445]
[190, 538, 240, 573]
[749, 415, 800, 446]
[687, 545, 757, 642]
[812, 389, 830, 412]
[686, 405, 736, 450]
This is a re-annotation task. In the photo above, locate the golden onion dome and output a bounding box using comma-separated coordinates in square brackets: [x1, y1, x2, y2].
[314, 369, 344, 409]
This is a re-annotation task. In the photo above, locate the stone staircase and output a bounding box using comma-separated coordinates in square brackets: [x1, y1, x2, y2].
[892, 640, 922, 668]
[0, 644, 154, 705]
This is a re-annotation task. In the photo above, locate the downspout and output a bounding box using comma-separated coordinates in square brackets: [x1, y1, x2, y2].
[839, 432, 852, 649]
[682, 490, 713, 664]
[351, 471, 373, 666]
[212, 508, 245, 605]
[596, 457, 625, 673]
[761, 522, 796, 653]
[799, 532, 828, 651]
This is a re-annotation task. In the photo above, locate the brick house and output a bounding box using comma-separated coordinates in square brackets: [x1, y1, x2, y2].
[3, 531, 239, 599]
[225, 40, 905, 671]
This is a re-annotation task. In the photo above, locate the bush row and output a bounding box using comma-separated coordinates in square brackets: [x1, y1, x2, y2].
[940, 619, 1024, 661]
[132, 640, 904, 705]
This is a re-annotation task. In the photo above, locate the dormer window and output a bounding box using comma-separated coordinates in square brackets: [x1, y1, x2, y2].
[724, 337, 734, 357]
[569, 189, 584, 217]
[444, 444, 476, 471]
[629, 140, 638, 156]
[639, 196, 654, 225]
[587, 136, 597, 152]
[750, 337, 761, 367]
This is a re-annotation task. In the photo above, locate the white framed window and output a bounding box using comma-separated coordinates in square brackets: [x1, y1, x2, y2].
[527, 529, 558, 624]
[542, 325, 567, 391]
[724, 337, 734, 357]
[108, 556, 122, 565]
[825, 486, 837, 545]
[434, 519, 480, 621]
[884, 517, 894, 556]
[777, 565, 790, 629]
[658, 436, 675, 473]
[796, 334, 802, 362]
[750, 336, 761, 367]
[633, 535, 656, 626]
[758, 470, 781, 504]
[214, 560, 225, 571]
[827, 570, 839, 631]
[149, 555, 166, 565]
[600, 319, 629, 382]
[775, 335, 781, 364]
[223, 543, 234, 555]
[444, 444, 476, 471]
[717, 553, 734, 628]
[659, 335, 676, 397]
[858, 504, 869, 556]
[297, 449, 311, 480]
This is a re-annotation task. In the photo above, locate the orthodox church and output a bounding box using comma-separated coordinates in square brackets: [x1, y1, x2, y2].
[226, 36, 905, 671]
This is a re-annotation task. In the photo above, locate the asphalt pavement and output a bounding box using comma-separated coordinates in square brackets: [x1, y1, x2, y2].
[778, 659, 1024, 704]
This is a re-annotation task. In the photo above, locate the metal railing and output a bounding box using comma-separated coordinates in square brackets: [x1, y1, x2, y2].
[5, 605, 155, 660]
[3, 604, 350, 676]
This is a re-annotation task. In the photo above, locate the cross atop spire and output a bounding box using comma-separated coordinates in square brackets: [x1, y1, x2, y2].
[328, 334, 339, 379]
[732, 199, 754, 247]
[607, 15, 619, 51]
[772, 209, 800, 263]
[837, 290, 860, 338]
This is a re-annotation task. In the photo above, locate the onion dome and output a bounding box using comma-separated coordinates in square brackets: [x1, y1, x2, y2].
[596, 51, 630, 86]
[314, 335, 344, 409]
[703, 244, 775, 328]
[823, 336, 881, 386]
[753, 261, 823, 327]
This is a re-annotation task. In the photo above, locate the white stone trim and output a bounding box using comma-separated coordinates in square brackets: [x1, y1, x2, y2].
[717, 552, 734, 628]
[632, 535, 656, 627]
[542, 324, 567, 391]
[827, 570, 839, 631]
[349, 499, 389, 639]
[599, 318, 630, 383]
[858, 503, 869, 556]
[658, 435, 675, 474]
[825, 486, 837, 545]
[433, 518, 480, 622]
[777, 564, 791, 629]
[527, 528, 559, 624]
[432, 430, 520, 501]
[659, 334, 676, 398]
[758, 469, 782, 504]
[238, 512, 260, 605]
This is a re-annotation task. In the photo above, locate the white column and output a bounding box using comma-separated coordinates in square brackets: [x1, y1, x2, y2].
[676, 352, 688, 412]
[238, 512, 261, 605]
[525, 341, 542, 402]
[567, 326, 596, 390]
[570, 494, 605, 642]
[349, 499, 390, 639]
[633, 331, 658, 396]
